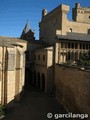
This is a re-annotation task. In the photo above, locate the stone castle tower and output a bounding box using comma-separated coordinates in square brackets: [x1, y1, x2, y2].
[73, 3, 90, 23]
[39, 3, 90, 44]
[20, 21, 35, 41]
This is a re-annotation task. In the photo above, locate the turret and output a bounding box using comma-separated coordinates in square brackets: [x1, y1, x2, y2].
[72, 3, 90, 23]
[42, 9, 48, 19]
[60, 4, 70, 21]
[75, 3, 80, 8]
[20, 21, 35, 41]
[60, 4, 70, 35]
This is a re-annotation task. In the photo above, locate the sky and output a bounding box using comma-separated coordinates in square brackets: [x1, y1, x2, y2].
[0, 0, 90, 39]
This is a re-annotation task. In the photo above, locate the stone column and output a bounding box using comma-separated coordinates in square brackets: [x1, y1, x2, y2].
[73, 51, 75, 62]
[70, 51, 72, 61]
[36, 73, 38, 88]
[55, 43, 59, 64]
[77, 51, 80, 60]
[66, 50, 68, 62]
[40, 78, 43, 90]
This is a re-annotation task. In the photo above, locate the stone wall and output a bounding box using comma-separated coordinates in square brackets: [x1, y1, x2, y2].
[7, 71, 15, 103]
[32, 47, 54, 93]
[34, 50, 47, 66]
[64, 20, 90, 35]
[0, 38, 27, 106]
[33, 64, 54, 94]
[55, 64, 90, 115]
[39, 4, 68, 44]
[72, 3, 90, 24]
[34, 47, 53, 67]
[27, 42, 42, 64]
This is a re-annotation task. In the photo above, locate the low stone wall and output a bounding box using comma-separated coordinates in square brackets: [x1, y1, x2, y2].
[55, 64, 90, 116]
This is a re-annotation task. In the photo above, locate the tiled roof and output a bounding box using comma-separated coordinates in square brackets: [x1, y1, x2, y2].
[0, 36, 26, 47]
[57, 32, 90, 42]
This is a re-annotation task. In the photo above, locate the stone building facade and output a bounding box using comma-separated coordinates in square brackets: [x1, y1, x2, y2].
[32, 47, 54, 93]
[55, 33, 90, 64]
[29, 3, 90, 92]
[21, 3, 90, 116]
[39, 3, 90, 44]
[0, 36, 27, 106]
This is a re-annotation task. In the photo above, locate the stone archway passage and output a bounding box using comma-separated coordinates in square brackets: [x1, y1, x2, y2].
[33, 71, 36, 86]
[42, 73, 45, 91]
[29, 70, 32, 85]
[37, 72, 40, 88]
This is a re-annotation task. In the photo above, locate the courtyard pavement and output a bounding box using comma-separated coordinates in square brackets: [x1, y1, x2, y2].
[2, 86, 71, 120]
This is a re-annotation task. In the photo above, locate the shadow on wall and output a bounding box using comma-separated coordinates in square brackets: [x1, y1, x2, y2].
[1, 90, 24, 116]
[31, 71, 45, 90]
[25, 67, 31, 89]
[26, 70, 46, 92]
[27, 65, 54, 94]
[55, 64, 90, 116]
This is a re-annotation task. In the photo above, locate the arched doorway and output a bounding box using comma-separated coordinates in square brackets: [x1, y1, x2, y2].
[33, 71, 36, 86]
[25, 67, 31, 88]
[29, 70, 32, 85]
[37, 72, 40, 88]
[42, 73, 45, 91]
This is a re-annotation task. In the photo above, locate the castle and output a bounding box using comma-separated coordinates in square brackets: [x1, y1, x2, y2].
[21, 3, 90, 116]
[0, 1, 89, 118]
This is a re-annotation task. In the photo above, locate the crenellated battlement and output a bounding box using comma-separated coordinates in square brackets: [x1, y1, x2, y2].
[73, 3, 90, 23]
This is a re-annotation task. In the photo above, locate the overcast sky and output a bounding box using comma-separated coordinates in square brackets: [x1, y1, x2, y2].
[0, 0, 89, 39]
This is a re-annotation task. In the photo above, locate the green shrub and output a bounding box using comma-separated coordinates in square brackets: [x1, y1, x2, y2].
[77, 51, 90, 67]
[0, 105, 5, 117]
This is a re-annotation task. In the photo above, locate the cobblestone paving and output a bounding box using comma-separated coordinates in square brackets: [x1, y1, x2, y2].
[2, 86, 71, 120]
